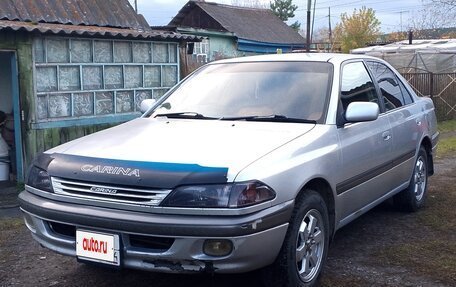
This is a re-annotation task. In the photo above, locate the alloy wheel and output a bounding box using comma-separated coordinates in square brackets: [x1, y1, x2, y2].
[296, 209, 325, 282]
[414, 155, 427, 201]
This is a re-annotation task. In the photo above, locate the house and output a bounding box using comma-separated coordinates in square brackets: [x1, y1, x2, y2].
[169, 1, 305, 63]
[0, 0, 198, 181]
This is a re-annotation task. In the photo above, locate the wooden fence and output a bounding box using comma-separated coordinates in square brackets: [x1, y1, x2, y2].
[401, 73, 456, 121]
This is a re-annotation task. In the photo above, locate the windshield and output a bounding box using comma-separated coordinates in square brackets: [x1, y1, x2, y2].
[151, 61, 333, 123]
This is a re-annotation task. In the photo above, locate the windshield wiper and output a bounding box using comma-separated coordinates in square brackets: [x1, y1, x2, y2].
[220, 114, 317, 124]
[155, 112, 217, 120]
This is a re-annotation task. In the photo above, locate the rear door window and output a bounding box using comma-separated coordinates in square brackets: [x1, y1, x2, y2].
[366, 61, 405, 111]
[398, 78, 414, 105]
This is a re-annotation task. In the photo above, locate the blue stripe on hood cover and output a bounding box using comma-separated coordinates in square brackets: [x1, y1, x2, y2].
[46, 153, 229, 189]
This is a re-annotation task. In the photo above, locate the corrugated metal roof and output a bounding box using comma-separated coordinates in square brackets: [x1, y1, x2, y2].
[0, 0, 201, 41]
[0, 0, 150, 30]
[0, 20, 201, 41]
[169, 1, 305, 45]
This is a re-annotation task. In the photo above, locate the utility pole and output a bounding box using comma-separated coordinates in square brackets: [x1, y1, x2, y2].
[134, 0, 138, 13]
[306, 0, 311, 52]
[394, 11, 408, 34]
[311, 0, 316, 44]
[328, 7, 332, 52]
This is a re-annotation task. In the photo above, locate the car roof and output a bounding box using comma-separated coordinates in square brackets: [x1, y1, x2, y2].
[211, 53, 381, 65]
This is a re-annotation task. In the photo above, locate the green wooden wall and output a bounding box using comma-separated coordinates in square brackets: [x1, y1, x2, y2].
[0, 31, 118, 180]
[30, 124, 115, 158]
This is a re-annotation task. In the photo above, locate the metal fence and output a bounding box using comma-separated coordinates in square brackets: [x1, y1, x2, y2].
[401, 72, 456, 121]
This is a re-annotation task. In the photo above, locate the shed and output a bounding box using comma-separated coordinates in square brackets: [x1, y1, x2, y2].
[0, 0, 198, 181]
[169, 1, 305, 62]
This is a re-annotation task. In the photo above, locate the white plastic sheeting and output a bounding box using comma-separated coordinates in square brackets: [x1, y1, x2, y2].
[351, 39, 456, 73]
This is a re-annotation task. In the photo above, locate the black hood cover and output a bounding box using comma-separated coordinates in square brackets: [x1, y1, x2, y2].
[36, 153, 229, 189]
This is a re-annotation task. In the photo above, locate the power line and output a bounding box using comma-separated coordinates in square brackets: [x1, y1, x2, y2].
[395, 10, 410, 32]
[374, 6, 421, 13]
[296, 0, 378, 11]
[302, 1, 423, 33]
[318, 0, 350, 5]
[299, 0, 418, 11]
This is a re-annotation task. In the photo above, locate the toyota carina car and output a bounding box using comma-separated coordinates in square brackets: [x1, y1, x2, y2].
[20, 53, 439, 287]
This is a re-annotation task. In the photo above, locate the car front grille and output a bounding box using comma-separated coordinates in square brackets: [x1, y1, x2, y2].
[51, 177, 171, 206]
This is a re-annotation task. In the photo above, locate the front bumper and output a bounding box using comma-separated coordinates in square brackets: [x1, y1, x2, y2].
[19, 190, 292, 273]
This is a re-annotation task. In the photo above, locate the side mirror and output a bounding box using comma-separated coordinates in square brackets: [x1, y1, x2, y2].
[140, 99, 156, 113]
[345, 102, 379, 123]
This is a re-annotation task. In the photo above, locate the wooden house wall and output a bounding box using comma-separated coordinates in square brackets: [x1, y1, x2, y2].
[180, 6, 226, 32]
[0, 31, 132, 178]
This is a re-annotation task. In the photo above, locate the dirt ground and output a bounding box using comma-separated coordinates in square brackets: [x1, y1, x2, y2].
[0, 157, 455, 287]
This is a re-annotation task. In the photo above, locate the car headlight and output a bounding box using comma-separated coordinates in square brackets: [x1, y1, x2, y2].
[161, 181, 276, 208]
[27, 165, 53, 192]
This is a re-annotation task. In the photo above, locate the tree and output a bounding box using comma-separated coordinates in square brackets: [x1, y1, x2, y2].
[431, 0, 456, 9]
[231, 0, 267, 8]
[334, 7, 381, 53]
[270, 0, 301, 31]
[313, 27, 330, 43]
[408, 1, 456, 39]
[290, 21, 301, 31]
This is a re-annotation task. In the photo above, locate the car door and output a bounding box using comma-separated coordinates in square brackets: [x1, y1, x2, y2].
[336, 61, 394, 223]
[365, 61, 419, 187]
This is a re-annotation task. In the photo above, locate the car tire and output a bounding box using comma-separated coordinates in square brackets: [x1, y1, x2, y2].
[263, 190, 329, 287]
[394, 146, 429, 212]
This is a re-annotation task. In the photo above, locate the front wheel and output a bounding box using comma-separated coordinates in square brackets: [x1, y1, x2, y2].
[263, 190, 329, 287]
[394, 146, 429, 212]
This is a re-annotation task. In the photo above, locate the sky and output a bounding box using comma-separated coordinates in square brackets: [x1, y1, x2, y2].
[128, 0, 428, 34]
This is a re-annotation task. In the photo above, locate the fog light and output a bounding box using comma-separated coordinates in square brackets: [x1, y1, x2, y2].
[203, 239, 233, 257]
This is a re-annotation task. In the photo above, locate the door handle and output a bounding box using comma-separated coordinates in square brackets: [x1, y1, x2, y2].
[382, 131, 391, 141]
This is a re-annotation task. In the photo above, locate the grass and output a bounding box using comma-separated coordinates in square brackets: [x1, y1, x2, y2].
[437, 137, 456, 158]
[0, 218, 23, 232]
[438, 119, 456, 134]
[370, 149, 456, 285]
[375, 240, 456, 283]
[437, 119, 456, 158]
[16, 182, 25, 191]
